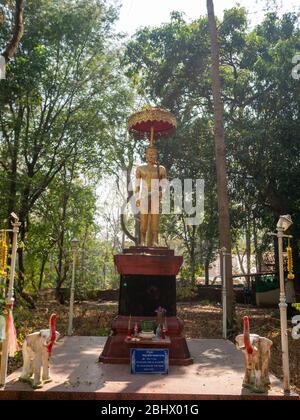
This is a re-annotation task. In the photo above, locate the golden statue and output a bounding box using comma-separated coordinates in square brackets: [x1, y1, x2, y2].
[135, 146, 167, 247]
[128, 107, 176, 248]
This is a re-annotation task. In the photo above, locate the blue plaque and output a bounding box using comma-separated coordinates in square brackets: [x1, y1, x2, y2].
[131, 348, 169, 374]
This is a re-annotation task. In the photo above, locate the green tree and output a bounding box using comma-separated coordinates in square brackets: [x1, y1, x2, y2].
[207, 0, 233, 323]
[124, 7, 300, 299]
[0, 0, 132, 304]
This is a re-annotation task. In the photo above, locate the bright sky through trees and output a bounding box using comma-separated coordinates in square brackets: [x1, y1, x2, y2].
[116, 0, 299, 35]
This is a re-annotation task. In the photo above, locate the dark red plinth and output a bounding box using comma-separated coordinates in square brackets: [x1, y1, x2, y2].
[114, 248, 183, 276]
[123, 246, 174, 256]
[99, 247, 193, 366]
[99, 316, 193, 366]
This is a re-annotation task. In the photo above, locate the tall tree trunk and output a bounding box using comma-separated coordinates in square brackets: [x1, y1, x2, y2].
[6, 106, 24, 223]
[38, 255, 48, 291]
[7, 155, 18, 225]
[207, 0, 234, 325]
[79, 226, 89, 287]
[236, 245, 246, 275]
[16, 235, 36, 308]
[190, 225, 196, 284]
[55, 162, 76, 302]
[1, 0, 25, 63]
[15, 185, 36, 308]
[120, 167, 138, 245]
[55, 190, 68, 303]
[253, 218, 262, 272]
[204, 258, 210, 286]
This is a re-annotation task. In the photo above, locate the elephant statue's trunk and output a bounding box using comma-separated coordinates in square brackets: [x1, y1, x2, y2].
[243, 316, 254, 357]
[47, 313, 57, 355]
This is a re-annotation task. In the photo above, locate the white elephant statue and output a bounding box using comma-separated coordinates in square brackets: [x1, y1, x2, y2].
[235, 316, 273, 393]
[292, 315, 300, 340]
[20, 313, 60, 389]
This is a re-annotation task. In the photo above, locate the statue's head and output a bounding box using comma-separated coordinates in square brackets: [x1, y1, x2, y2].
[146, 146, 158, 165]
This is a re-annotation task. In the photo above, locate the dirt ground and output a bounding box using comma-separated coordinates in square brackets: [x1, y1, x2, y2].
[5, 299, 300, 395]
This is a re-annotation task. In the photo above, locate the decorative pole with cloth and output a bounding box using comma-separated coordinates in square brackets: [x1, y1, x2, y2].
[0, 213, 21, 387]
[286, 238, 295, 280]
[0, 230, 8, 279]
[0, 230, 8, 342]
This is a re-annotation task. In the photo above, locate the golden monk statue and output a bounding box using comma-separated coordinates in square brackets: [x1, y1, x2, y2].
[128, 107, 175, 247]
[135, 146, 167, 247]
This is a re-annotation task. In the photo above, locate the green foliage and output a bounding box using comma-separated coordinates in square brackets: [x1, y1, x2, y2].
[176, 286, 199, 302]
[0, 0, 134, 298]
[0, 298, 5, 316]
[125, 7, 300, 284]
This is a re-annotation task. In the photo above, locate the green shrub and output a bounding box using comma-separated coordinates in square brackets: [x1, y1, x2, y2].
[198, 299, 214, 307]
[0, 297, 5, 316]
[176, 286, 198, 301]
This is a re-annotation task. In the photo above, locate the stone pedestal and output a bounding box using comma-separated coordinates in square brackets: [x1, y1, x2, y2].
[99, 247, 193, 366]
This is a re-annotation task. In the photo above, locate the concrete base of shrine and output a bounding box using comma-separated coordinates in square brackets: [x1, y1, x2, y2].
[99, 316, 193, 366]
[0, 336, 298, 400]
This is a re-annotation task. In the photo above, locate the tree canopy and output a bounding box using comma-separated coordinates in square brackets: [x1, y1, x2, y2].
[124, 7, 300, 288]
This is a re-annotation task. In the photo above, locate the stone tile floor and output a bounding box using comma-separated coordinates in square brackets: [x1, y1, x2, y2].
[0, 337, 298, 400]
